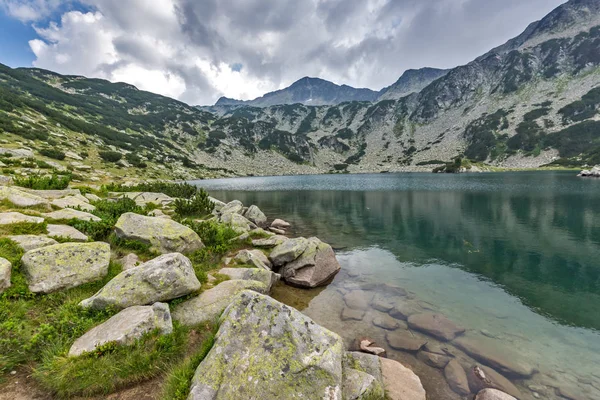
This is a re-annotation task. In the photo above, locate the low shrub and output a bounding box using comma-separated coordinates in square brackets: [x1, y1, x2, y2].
[173, 190, 213, 218]
[103, 182, 199, 199]
[39, 148, 66, 160]
[0, 221, 48, 236]
[13, 174, 71, 190]
[99, 151, 123, 163]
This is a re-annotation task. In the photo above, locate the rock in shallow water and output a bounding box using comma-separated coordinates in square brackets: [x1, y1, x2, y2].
[80, 253, 201, 310]
[21, 242, 110, 293]
[407, 312, 465, 341]
[444, 359, 471, 396]
[475, 388, 517, 400]
[467, 365, 522, 399]
[68, 303, 172, 357]
[188, 290, 343, 400]
[114, 212, 204, 254]
[269, 237, 309, 266]
[386, 332, 427, 352]
[417, 350, 450, 369]
[373, 314, 403, 330]
[344, 290, 374, 310]
[280, 237, 341, 288]
[381, 357, 427, 400]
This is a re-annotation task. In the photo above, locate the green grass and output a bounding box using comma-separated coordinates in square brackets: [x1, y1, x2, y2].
[0, 221, 47, 236]
[13, 174, 71, 190]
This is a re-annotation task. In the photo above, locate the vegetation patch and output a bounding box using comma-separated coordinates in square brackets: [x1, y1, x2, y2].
[99, 150, 123, 163]
[104, 182, 200, 199]
[558, 87, 600, 124]
[173, 189, 213, 218]
[463, 110, 510, 161]
[13, 174, 71, 190]
[0, 221, 47, 236]
[39, 148, 66, 160]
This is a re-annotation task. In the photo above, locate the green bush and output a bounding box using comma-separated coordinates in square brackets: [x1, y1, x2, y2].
[103, 182, 199, 199]
[99, 151, 122, 162]
[174, 192, 213, 218]
[13, 174, 71, 190]
[39, 148, 66, 160]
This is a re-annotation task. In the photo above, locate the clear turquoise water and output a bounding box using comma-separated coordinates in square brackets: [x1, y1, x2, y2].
[192, 171, 600, 399]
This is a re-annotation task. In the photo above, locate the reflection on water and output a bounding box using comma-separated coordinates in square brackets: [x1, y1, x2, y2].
[193, 172, 600, 399]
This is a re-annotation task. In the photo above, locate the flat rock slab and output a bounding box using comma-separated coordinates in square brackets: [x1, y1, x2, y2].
[475, 388, 517, 400]
[43, 209, 101, 222]
[386, 332, 427, 352]
[381, 358, 426, 400]
[80, 253, 201, 310]
[8, 235, 58, 251]
[114, 213, 204, 254]
[218, 268, 279, 291]
[271, 218, 291, 229]
[68, 303, 173, 357]
[0, 212, 44, 225]
[344, 290, 375, 310]
[52, 196, 95, 212]
[46, 224, 88, 242]
[252, 235, 287, 248]
[188, 291, 343, 400]
[407, 313, 465, 341]
[21, 242, 110, 293]
[389, 301, 421, 320]
[454, 333, 536, 378]
[0, 187, 49, 208]
[445, 359, 471, 396]
[113, 192, 174, 206]
[0, 257, 11, 293]
[18, 189, 81, 200]
[172, 279, 267, 326]
[341, 307, 366, 321]
[372, 293, 397, 312]
[233, 249, 272, 270]
[373, 314, 404, 330]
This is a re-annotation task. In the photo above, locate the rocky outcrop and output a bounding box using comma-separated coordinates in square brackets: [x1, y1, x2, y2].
[475, 388, 517, 400]
[188, 291, 343, 400]
[578, 165, 600, 177]
[19, 188, 81, 199]
[172, 279, 267, 326]
[80, 253, 201, 310]
[0, 186, 49, 208]
[0, 212, 44, 225]
[21, 242, 111, 293]
[208, 197, 226, 213]
[114, 213, 204, 254]
[52, 196, 95, 212]
[380, 357, 426, 400]
[218, 267, 279, 291]
[243, 205, 267, 227]
[269, 237, 309, 266]
[233, 249, 272, 270]
[8, 235, 58, 251]
[407, 313, 465, 341]
[0, 257, 11, 293]
[43, 209, 101, 222]
[68, 303, 173, 357]
[46, 224, 88, 242]
[278, 237, 341, 288]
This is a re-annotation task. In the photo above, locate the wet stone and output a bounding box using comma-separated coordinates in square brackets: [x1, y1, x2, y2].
[417, 350, 451, 369]
[373, 314, 404, 331]
[467, 365, 522, 399]
[407, 312, 466, 342]
[386, 332, 427, 352]
[341, 307, 366, 321]
[371, 293, 396, 312]
[344, 290, 374, 310]
[389, 301, 421, 320]
[445, 359, 471, 396]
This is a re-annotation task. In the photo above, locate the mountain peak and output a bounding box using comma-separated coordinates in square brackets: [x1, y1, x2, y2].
[378, 67, 449, 100]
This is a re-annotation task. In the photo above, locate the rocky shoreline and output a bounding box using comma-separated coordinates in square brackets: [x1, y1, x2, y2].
[0, 180, 588, 399]
[578, 165, 600, 178]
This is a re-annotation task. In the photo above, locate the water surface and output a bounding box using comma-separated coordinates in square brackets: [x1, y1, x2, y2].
[193, 172, 600, 399]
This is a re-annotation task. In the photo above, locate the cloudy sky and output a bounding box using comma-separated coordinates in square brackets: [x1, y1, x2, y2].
[0, 0, 566, 105]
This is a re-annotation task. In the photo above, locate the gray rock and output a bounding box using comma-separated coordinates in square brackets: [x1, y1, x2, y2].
[46, 224, 88, 242]
[219, 268, 279, 291]
[43, 209, 101, 222]
[208, 197, 226, 213]
[475, 388, 517, 400]
[243, 205, 267, 227]
[188, 291, 343, 400]
[389, 301, 421, 320]
[0, 148, 33, 159]
[408, 313, 465, 342]
[269, 237, 309, 266]
[114, 213, 204, 254]
[271, 218, 291, 229]
[19, 188, 81, 199]
[52, 196, 95, 212]
[0, 175, 13, 185]
[0, 186, 49, 208]
[0, 257, 11, 293]
[172, 279, 267, 326]
[0, 212, 45, 225]
[445, 359, 471, 396]
[381, 357, 427, 400]
[21, 242, 111, 293]
[85, 193, 102, 202]
[113, 192, 174, 207]
[80, 253, 201, 310]
[373, 314, 403, 330]
[219, 200, 243, 215]
[251, 235, 287, 248]
[233, 249, 272, 270]
[219, 212, 256, 233]
[119, 253, 141, 270]
[343, 369, 384, 400]
[268, 227, 286, 235]
[344, 290, 374, 310]
[371, 293, 396, 312]
[278, 237, 341, 288]
[343, 352, 384, 383]
[386, 332, 427, 352]
[65, 151, 84, 161]
[68, 303, 172, 357]
[341, 307, 366, 321]
[8, 235, 58, 251]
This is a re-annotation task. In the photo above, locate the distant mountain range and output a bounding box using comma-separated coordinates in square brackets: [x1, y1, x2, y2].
[214, 68, 449, 107]
[1, 0, 600, 181]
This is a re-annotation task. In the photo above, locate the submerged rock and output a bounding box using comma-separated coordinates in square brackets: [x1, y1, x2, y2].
[172, 279, 267, 326]
[417, 350, 450, 369]
[344, 290, 374, 310]
[114, 213, 204, 254]
[381, 358, 426, 400]
[407, 313, 465, 341]
[386, 332, 427, 352]
[68, 303, 172, 357]
[46, 224, 88, 242]
[8, 235, 58, 251]
[0, 186, 49, 208]
[21, 242, 110, 293]
[243, 205, 267, 227]
[43, 209, 101, 222]
[475, 388, 517, 400]
[467, 365, 522, 399]
[233, 249, 272, 270]
[218, 267, 279, 291]
[389, 302, 421, 321]
[373, 314, 403, 331]
[279, 237, 341, 288]
[341, 307, 366, 321]
[0, 212, 44, 225]
[80, 253, 201, 310]
[445, 359, 471, 396]
[188, 291, 343, 400]
[0, 257, 11, 293]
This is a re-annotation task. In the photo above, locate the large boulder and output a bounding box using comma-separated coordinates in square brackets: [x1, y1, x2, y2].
[52, 196, 95, 212]
[342, 352, 385, 400]
[43, 209, 101, 222]
[21, 242, 111, 293]
[46, 224, 88, 242]
[219, 200, 243, 215]
[114, 213, 204, 254]
[8, 235, 58, 251]
[243, 205, 267, 227]
[407, 313, 465, 341]
[269, 237, 309, 266]
[219, 267, 279, 291]
[219, 212, 256, 233]
[252, 235, 288, 248]
[19, 189, 81, 199]
[172, 279, 268, 326]
[233, 249, 272, 270]
[0, 257, 11, 293]
[380, 358, 427, 400]
[68, 303, 172, 357]
[279, 237, 341, 288]
[208, 197, 226, 213]
[475, 389, 517, 400]
[0, 186, 49, 208]
[386, 332, 428, 352]
[188, 291, 343, 400]
[80, 253, 201, 310]
[0, 148, 33, 159]
[0, 212, 44, 225]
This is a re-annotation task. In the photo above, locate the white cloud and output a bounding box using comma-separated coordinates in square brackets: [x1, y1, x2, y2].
[0, 0, 65, 22]
[22, 0, 567, 105]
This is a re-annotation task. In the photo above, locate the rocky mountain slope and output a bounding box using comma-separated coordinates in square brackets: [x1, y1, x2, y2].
[1, 0, 599, 181]
[378, 68, 449, 101]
